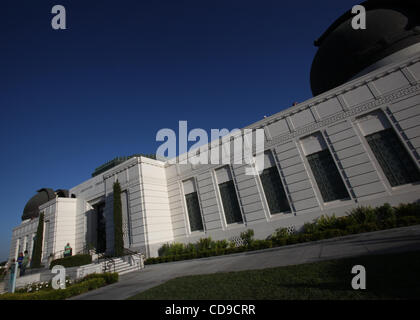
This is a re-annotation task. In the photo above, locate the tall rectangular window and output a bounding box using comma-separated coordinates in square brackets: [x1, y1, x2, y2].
[307, 149, 349, 202]
[183, 179, 204, 232]
[259, 151, 290, 214]
[357, 110, 420, 187]
[301, 133, 349, 203]
[366, 128, 420, 187]
[216, 167, 243, 224]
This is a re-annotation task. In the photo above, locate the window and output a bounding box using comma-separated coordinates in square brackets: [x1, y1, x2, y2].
[259, 151, 290, 214]
[219, 180, 243, 224]
[183, 179, 204, 232]
[307, 149, 350, 202]
[366, 128, 420, 187]
[216, 167, 243, 224]
[357, 110, 420, 187]
[185, 192, 204, 232]
[301, 132, 349, 203]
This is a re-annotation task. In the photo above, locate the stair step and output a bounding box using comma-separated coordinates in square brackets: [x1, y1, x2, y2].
[99, 254, 143, 276]
[118, 269, 138, 275]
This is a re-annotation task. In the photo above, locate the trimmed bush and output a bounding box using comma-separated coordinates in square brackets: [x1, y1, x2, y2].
[240, 229, 255, 246]
[145, 202, 420, 266]
[82, 272, 119, 285]
[0, 272, 118, 300]
[49, 254, 92, 269]
[395, 203, 420, 218]
[397, 215, 420, 227]
[249, 240, 273, 251]
[347, 206, 377, 225]
[197, 238, 213, 251]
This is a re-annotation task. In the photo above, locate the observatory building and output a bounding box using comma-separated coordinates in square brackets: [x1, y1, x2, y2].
[9, 0, 420, 263]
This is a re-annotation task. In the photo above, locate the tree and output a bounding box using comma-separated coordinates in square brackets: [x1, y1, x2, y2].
[31, 212, 44, 268]
[113, 181, 124, 256]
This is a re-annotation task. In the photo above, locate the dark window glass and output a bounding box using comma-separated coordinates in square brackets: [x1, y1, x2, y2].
[260, 166, 290, 214]
[366, 128, 420, 187]
[307, 149, 349, 202]
[219, 180, 243, 224]
[185, 192, 204, 232]
[96, 202, 106, 253]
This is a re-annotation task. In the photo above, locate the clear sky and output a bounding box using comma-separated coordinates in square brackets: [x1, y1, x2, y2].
[0, 0, 359, 261]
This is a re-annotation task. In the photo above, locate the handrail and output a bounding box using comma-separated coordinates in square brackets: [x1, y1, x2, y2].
[123, 247, 142, 258]
[102, 256, 115, 273]
[122, 248, 145, 270]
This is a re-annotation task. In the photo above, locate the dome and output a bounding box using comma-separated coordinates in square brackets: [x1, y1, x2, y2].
[21, 188, 69, 221]
[310, 0, 420, 96]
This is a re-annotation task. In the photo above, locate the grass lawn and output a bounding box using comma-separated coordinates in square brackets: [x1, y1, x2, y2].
[129, 250, 420, 300]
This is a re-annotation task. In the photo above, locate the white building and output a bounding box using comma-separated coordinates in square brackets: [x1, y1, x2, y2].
[9, 1, 420, 263]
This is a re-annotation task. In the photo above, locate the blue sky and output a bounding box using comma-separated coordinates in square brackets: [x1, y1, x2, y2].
[0, 0, 359, 261]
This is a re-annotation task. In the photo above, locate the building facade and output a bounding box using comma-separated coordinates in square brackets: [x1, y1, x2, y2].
[9, 0, 420, 263]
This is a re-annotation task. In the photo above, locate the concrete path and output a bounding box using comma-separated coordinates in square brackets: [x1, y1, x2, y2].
[71, 225, 420, 300]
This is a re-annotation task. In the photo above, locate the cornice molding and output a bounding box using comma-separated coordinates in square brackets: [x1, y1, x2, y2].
[167, 81, 420, 184]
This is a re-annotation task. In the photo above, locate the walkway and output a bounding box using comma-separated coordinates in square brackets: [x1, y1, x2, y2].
[71, 225, 420, 300]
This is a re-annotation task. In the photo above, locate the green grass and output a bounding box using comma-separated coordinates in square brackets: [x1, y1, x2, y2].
[129, 250, 420, 300]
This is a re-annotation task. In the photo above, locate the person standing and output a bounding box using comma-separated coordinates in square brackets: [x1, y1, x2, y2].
[20, 251, 30, 276]
[16, 252, 23, 277]
[64, 243, 72, 257]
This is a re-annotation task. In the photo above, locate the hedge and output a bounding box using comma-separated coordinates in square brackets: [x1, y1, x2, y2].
[0, 272, 118, 300]
[145, 202, 420, 265]
[49, 254, 92, 269]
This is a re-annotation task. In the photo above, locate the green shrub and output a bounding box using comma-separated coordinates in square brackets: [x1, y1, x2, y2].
[82, 272, 118, 285]
[316, 214, 340, 232]
[376, 203, 395, 222]
[286, 235, 300, 245]
[0, 273, 117, 300]
[158, 243, 171, 257]
[197, 238, 213, 251]
[309, 231, 325, 241]
[297, 234, 313, 243]
[212, 240, 229, 250]
[147, 202, 420, 266]
[240, 229, 255, 246]
[347, 206, 377, 225]
[345, 224, 362, 234]
[395, 203, 420, 218]
[360, 222, 379, 233]
[249, 240, 272, 251]
[185, 243, 197, 254]
[271, 236, 287, 247]
[49, 254, 92, 269]
[397, 215, 420, 227]
[322, 229, 344, 239]
[302, 222, 317, 234]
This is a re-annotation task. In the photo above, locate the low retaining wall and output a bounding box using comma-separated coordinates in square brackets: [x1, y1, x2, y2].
[4, 262, 103, 291]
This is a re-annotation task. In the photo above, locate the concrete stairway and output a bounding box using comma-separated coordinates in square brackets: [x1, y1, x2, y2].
[102, 256, 143, 276]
